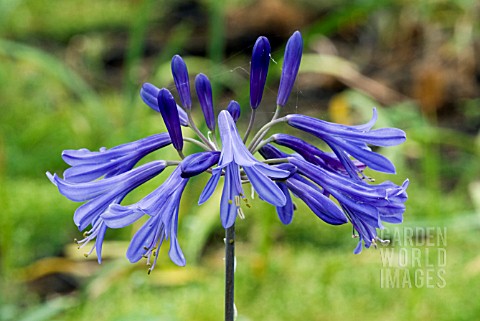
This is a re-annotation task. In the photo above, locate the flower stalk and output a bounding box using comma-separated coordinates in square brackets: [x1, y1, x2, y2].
[225, 225, 235, 321]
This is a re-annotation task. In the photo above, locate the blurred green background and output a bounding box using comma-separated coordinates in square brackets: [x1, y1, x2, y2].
[1, 0, 479, 320]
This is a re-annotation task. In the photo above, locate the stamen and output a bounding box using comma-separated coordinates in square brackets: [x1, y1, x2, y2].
[234, 196, 241, 207]
[371, 238, 378, 249]
[207, 131, 214, 144]
[237, 208, 245, 219]
[270, 54, 277, 64]
[376, 237, 390, 245]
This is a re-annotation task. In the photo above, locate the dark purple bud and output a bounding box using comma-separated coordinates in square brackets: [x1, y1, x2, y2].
[171, 55, 192, 109]
[258, 144, 289, 160]
[226, 100, 241, 122]
[277, 31, 303, 107]
[274, 163, 297, 178]
[157, 88, 183, 151]
[250, 36, 271, 109]
[195, 73, 215, 131]
[180, 151, 221, 178]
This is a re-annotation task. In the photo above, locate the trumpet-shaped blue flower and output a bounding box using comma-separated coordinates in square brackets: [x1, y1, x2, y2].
[47, 161, 167, 262]
[286, 108, 406, 177]
[289, 157, 408, 253]
[199, 111, 289, 228]
[61, 133, 171, 183]
[103, 167, 188, 271]
[268, 133, 366, 176]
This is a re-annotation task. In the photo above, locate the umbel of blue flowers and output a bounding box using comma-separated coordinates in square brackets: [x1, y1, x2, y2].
[48, 30, 408, 272]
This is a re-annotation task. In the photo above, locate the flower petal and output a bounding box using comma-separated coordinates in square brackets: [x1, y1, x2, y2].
[275, 182, 294, 224]
[243, 166, 286, 207]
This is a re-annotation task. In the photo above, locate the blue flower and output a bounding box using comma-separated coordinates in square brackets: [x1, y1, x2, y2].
[259, 142, 408, 253]
[268, 133, 366, 176]
[47, 161, 167, 262]
[61, 133, 171, 183]
[290, 157, 408, 253]
[103, 167, 188, 271]
[198, 111, 290, 228]
[286, 108, 406, 177]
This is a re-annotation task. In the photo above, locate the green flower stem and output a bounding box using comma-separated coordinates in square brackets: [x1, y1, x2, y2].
[243, 109, 257, 143]
[225, 225, 235, 321]
[184, 137, 211, 150]
[187, 111, 217, 151]
[247, 115, 287, 152]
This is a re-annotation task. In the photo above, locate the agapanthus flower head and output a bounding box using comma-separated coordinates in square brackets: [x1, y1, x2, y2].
[48, 30, 408, 271]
